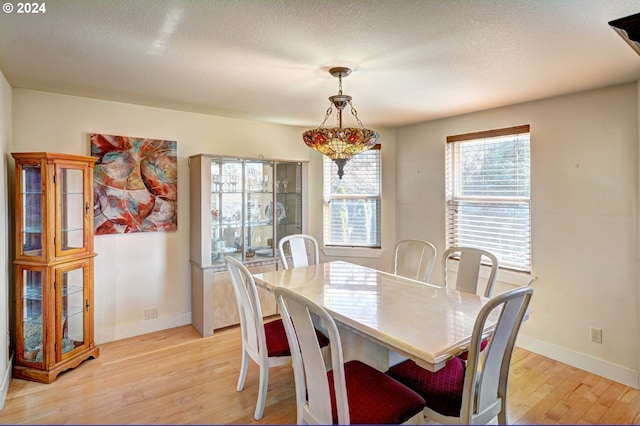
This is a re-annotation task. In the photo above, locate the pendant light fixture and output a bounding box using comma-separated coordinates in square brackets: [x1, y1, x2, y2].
[303, 67, 379, 179]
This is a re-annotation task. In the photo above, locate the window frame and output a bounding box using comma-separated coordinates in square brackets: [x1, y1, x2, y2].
[323, 144, 382, 249]
[445, 125, 532, 273]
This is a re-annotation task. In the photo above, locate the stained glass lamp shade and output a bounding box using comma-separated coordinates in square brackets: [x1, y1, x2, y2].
[303, 67, 379, 179]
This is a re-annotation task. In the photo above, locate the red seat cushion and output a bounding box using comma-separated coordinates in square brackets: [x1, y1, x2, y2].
[264, 318, 330, 358]
[458, 337, 490, 361]
[327, 360, 426, 424]
[386, 357, 465, 417]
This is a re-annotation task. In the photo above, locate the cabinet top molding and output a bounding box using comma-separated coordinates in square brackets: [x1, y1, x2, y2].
[188, 153, 309, 164]
[12, 152, 98, 164]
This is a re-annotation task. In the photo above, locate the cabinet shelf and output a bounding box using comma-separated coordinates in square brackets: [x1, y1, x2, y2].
[24, 314, 43, 325]
[62, 284, 83, 297]
[61, 226, 84, 233]
[24, 284, 43, 300]
[64, 305, 84, 319]
[23, 227, 43, 233]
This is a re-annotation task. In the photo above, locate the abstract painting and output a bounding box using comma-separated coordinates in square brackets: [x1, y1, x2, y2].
[91, 133, 177, 234]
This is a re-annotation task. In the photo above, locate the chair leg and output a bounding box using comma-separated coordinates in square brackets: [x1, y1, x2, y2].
[498, 408, 508, 425]
[253, 362, 269, 420]
[236, 349, 249, 392]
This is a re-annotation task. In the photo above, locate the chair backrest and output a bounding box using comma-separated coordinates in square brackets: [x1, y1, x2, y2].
[393, 239, 437, 282]
[460, 286, 533, 424]
[225, 255, 268, 366]
[442, 246, 498, 297]
[275, 287, 349, 425]
[278, 234, 319, 270]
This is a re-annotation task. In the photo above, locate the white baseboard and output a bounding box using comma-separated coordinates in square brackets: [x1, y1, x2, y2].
[0, 352, 13, 410]
[517, 334, 640, 389]
[95, 312, 192, 345]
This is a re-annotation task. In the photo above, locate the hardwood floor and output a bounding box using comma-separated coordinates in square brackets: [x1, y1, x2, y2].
[1, 324, 639, 424]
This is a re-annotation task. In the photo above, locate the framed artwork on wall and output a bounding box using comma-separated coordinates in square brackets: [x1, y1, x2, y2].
[91, 133, 178, 234]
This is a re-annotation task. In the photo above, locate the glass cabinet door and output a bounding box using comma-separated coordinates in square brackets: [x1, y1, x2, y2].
[199, 155, 306, 265]
[245, 160, 275, 259]
[56, 164, 90, 257]
[57, 262, 88, 359]
[19, 266, 45, 365]
[210, 159, 243, 264]
[275, 162, 303, 246]
[18, 162, 44, 259]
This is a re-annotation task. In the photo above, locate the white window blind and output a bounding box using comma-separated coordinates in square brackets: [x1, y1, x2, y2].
[446, 125, 531, 272]
[323, 145, 381, 248]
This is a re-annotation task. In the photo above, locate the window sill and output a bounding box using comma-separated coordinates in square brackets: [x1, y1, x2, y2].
[321, 247, 384, 259]
[447, 260, 536, 287]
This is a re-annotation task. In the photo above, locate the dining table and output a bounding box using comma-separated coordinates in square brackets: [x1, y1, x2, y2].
[252, 260, 500, 372]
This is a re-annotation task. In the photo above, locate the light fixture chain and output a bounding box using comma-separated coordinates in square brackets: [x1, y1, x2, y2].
[319, 105, 333, 128]
[349, 100, 365, 128]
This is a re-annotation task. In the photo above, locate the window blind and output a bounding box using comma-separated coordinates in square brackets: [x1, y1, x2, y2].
[323, 145, 381, 247]
[446, 126, 531, 272]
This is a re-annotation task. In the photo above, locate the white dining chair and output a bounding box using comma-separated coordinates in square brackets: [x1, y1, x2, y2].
[393, 239, 437, 282]
[278, 234, 319, 270]
[386, 286, 534, 425]
[275, 286, 426, 425]
[442, 246, 498, 297]
[225, 255, 329, 420]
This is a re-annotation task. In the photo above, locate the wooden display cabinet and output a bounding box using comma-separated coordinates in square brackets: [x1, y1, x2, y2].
[12, 152, 99, 383]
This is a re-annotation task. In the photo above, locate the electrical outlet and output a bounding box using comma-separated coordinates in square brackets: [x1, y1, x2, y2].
[591, 327, 603, 344]
[144, 308, 158, 320]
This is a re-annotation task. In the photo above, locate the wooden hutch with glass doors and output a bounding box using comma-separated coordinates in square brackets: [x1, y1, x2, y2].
[12, 152, 99, 383]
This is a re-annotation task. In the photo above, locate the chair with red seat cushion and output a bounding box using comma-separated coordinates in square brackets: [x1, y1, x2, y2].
[386, 287, 534, 425]
[386, 357, 465, 417]
[225, 256, 328, 420]
[275, 286, 426, 425]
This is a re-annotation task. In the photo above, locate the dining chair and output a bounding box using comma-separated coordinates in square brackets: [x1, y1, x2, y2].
[393, 239, 437, 282]
[386, 286, 533, 425]
[443, 246, 499, 361]
[278, 234, 319, 270]
[225, 255, 329, 420]
[442, 246, 498, 297]
[275, 286, 426, 425]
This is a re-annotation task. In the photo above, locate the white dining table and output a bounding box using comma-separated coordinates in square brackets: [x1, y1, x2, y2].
[253, 260, 499, 372]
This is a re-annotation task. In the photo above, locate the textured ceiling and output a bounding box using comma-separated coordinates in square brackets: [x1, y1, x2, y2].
[1, 0, 639, 128]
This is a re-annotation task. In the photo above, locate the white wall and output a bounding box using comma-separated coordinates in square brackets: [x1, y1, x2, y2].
[396, 82, 639, 387]
[0, 70, 11, 408]
[11, 89, 310, 343]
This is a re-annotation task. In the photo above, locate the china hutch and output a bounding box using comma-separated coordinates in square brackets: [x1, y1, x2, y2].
[189, 154, 308, 337]
[12, 152, 99, 383]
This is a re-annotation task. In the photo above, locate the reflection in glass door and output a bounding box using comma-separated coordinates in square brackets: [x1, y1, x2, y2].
[22, 268, 44, 364]
[21, 164, 43, 257]
[60, 168, 85, 251]
[60, 266, 85, 356]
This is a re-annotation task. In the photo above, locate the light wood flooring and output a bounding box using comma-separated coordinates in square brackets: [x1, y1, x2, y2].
[1, 324, 639, 424]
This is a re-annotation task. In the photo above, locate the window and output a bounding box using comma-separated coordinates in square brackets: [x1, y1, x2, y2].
[323, 145, 381, 248]
[446, 125, 531, 272]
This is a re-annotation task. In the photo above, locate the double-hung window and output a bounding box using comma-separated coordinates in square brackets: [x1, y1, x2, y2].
[446, 125, 531, 272]
[323, 145, 381, 248]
